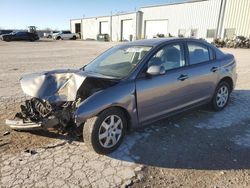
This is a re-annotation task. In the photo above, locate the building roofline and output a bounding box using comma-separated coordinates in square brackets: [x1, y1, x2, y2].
[81, 15, 111, 20]
[113, 11, 138, 16]
[70, 18, 82, 21]
[140, 0, 208, 9]
[71, 11, 139, 21]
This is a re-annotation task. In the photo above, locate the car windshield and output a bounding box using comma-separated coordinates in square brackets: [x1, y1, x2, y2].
[84, 45, 152, 78]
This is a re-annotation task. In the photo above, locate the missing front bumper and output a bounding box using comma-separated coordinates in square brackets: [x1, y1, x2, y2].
[5, 119, 42, 130]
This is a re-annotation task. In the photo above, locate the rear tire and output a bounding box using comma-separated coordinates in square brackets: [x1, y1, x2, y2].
[72, 36, 76, 40]
[83, 108, 127, 154]
[56, 36, 61, 40]
[210, 81, 231, 111]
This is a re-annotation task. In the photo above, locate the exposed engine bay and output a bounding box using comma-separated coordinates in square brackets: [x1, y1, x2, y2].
[6, 69, 118, 131]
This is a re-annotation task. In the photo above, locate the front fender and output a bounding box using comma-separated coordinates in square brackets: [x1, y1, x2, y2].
[74, 81, 138, 127]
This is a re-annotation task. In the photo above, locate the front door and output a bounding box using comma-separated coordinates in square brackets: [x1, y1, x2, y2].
[136, 43, 192, 123]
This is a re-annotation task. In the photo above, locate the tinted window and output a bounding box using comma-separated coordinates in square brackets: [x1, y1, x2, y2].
[148, 44, 185, 71]
[187, 43, 210, 65]
[63, 31, 71, 34]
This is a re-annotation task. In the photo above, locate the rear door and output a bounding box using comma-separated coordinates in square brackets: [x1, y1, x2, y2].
[184, 42, 220, 104]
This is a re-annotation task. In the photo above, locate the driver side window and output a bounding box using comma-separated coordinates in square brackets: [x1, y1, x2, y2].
[148, 43, 185, 71]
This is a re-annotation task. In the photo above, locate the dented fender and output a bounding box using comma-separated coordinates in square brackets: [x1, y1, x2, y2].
[74, 81, 138, 128]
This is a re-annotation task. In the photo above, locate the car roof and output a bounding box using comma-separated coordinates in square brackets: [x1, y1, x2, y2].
[122, 37, 209, 47]
[117, 37, 225, 60]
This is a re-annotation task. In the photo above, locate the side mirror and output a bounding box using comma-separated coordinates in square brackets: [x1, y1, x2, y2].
[146, 65, 165, 76]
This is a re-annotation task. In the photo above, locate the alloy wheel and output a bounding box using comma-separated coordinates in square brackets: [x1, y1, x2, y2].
[98, 115, 123, 148]
[216, 85, 229, 108]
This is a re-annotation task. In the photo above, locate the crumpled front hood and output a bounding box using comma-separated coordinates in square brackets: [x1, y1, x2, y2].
[20, 69, 86, 102]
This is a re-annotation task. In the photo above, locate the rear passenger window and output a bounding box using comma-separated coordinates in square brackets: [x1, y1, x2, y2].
[188, 43, 210, 65]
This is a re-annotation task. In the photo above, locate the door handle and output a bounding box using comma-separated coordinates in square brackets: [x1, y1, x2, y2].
[178, 74, 189, 81]
[210, 67, 218, 72]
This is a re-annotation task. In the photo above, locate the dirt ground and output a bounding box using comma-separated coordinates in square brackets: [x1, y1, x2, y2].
[0, 39, 250, 187]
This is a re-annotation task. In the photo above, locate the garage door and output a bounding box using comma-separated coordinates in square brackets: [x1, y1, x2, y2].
[121, 19, 133, 41]
[100, 21, 109, 34]
[145, 20, 168, 39]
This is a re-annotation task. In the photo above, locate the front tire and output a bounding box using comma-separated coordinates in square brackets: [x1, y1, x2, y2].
[4, 37, 11, 42]
[210, 81, 231, 111]
[83, 108, 127, 154]
[30, 37, 35, 42]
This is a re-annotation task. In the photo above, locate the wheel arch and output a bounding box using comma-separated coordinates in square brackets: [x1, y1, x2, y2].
[97, 106, 132, 131]
[75, 82, 138, 130]
[219, 76, 233, 92]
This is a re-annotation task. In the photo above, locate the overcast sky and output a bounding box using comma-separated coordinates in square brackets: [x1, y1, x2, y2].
[0, 0, 185, 30]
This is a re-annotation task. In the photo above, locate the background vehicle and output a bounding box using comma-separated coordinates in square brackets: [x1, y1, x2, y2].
[6, 38, 236, 154]
[44, 31, 59, 38]
[53, 31, 77, 40]
[1, 31, 39, 42]
[0, 30, 13, 35]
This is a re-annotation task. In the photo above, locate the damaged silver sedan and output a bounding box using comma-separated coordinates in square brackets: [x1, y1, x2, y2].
[6, 38, 236, 154]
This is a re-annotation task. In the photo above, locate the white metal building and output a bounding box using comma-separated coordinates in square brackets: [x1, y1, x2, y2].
[220, 0, 250, 38]
[70, 12, 141, 41]
[141, 0, 222, 40]
[70, 0, 250, 41]
[111, 11, 142, 41]
[80, 16, 111, 40]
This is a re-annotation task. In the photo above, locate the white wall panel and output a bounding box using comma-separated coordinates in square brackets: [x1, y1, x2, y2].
[222, 0, 250, 38]
[121, 19, 133, 41]
[111, 12, 138, 41]
[141, 0, 222, 39]
[70, 19, 81, 34]
[81, 16, 111, 40]
[100, 21, 109, 34]
[145, 20, 168, 39]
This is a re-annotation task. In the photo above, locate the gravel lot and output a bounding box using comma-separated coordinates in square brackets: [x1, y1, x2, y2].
[0, 40, 250, 187]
